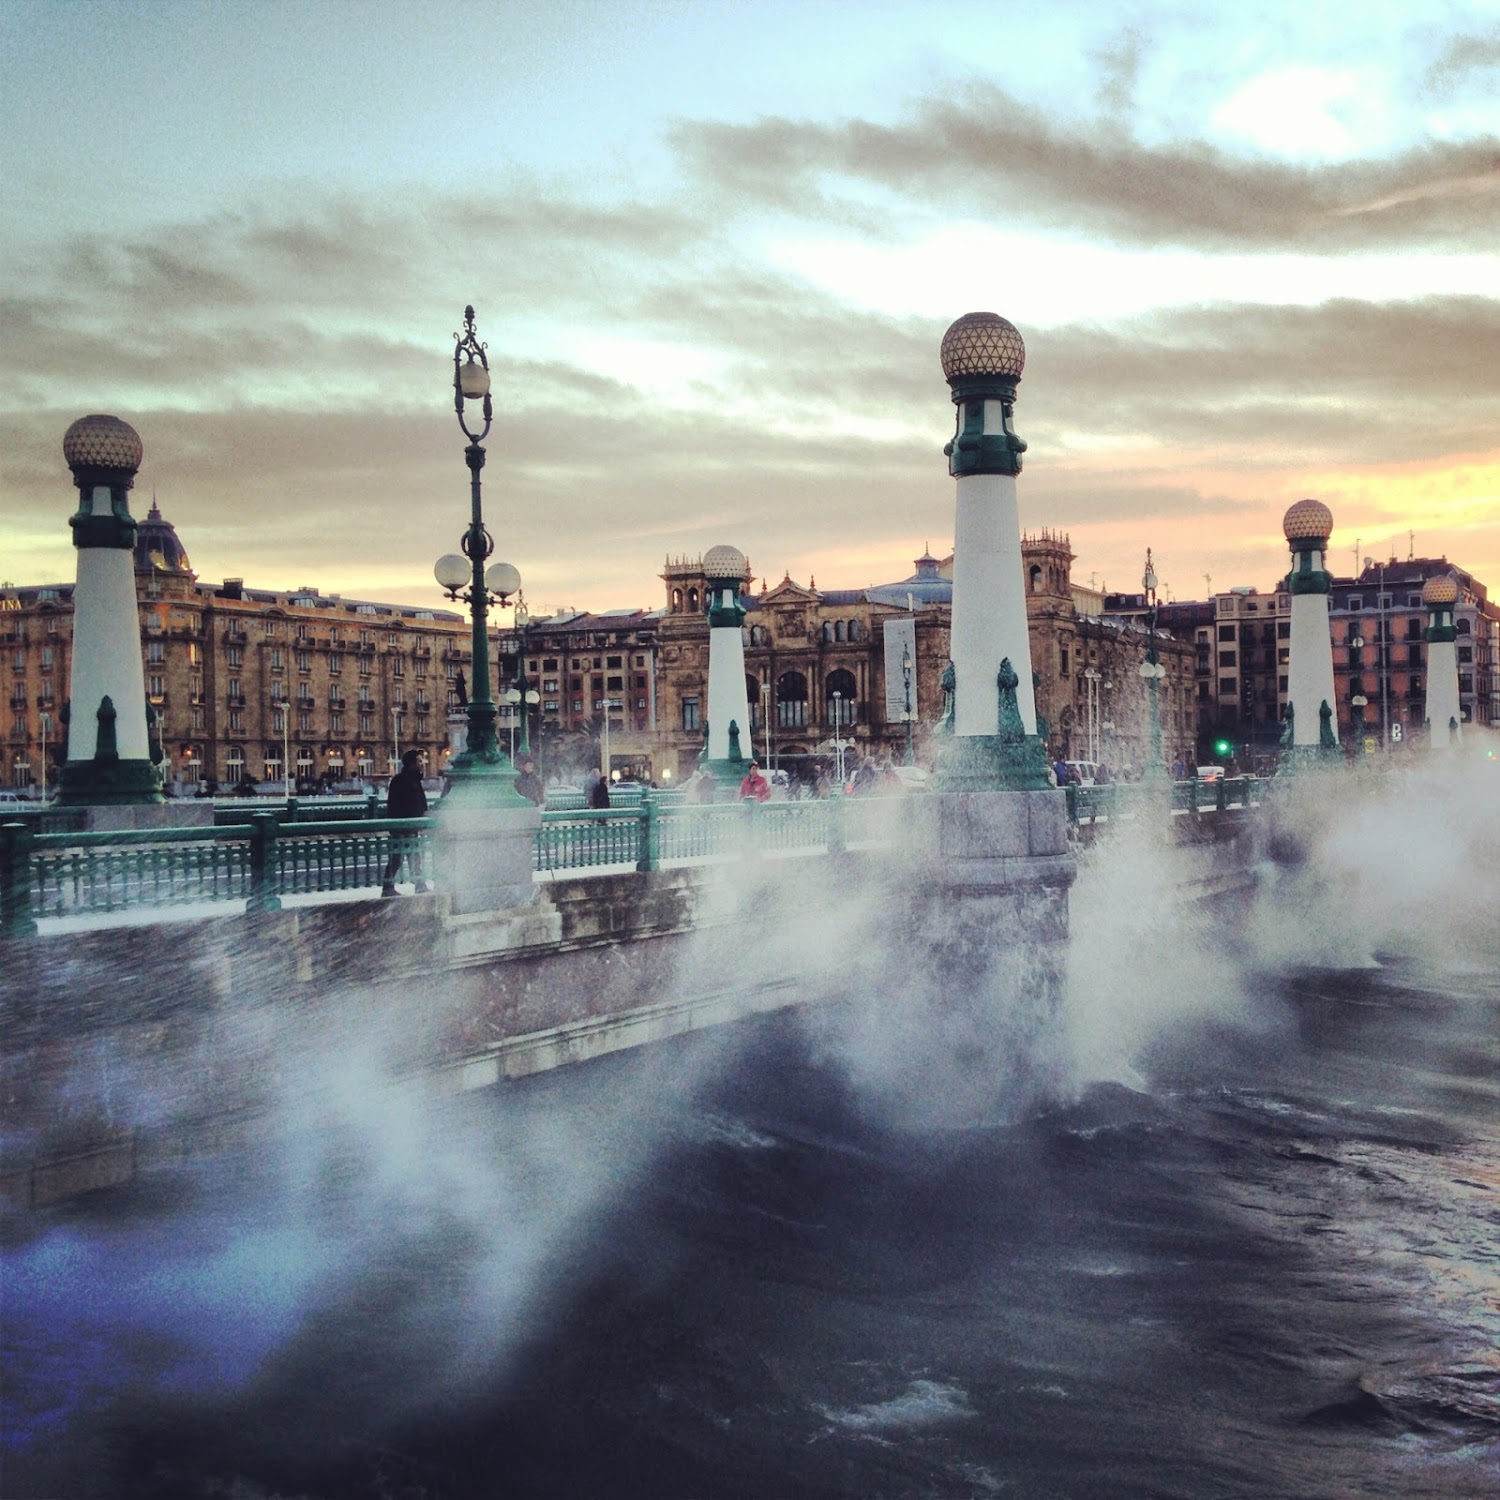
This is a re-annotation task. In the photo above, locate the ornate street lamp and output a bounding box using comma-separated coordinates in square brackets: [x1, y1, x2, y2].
[510, 593, 542, 758]
[901, 645, 915, 765]
[1348, 632, 1366, 755]
[1137, 548, 1167, 780]
[435, 305, 528, 807]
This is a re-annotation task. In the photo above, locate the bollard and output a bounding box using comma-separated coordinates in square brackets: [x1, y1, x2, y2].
[245, 812, 282, 913]
[0, 821, 39, 939]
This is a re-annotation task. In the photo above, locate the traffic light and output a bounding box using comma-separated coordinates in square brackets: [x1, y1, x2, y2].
[1214, 738, 1233, 759]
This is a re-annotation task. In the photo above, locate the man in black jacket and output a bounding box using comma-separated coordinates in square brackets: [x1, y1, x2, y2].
[382, 749, 429, 897]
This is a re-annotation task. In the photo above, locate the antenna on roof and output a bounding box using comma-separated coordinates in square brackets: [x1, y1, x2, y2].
[1408, 530, 1414, 560]
[1203, 572, 1212, 595]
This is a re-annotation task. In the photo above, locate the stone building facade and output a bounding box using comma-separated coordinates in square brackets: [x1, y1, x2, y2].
[494, 607, 660, 780]
[650, 537, 1199, 784]
[2, 506, 469, 794]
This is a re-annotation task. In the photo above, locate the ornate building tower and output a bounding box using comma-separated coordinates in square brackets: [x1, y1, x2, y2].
[702, 544, 753, 786]
[1282, 498, 1339, 755]
[1421, 573, 1462, 747]
[936, 312, 1049, 788]
[58, 415, 163, 806]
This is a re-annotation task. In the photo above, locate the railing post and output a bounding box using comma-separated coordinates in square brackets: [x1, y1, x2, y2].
[246, 812, 282, 914]
[744, 794, 764, 855]
[1064, 784, 1078, 823]
[366, 792, 380, 820]
[0, 821, 38, 939]
[829, 791, 846, 853]
[636, 797, 657, 873]
[1216, 775, 1228, 812]
[286, 795, 299, 823]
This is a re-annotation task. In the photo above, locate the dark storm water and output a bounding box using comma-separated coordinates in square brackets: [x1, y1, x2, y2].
[5, 958, 1498, 1499]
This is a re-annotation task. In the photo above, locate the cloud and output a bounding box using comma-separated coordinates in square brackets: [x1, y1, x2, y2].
[672, 86, 1500, 253]
[1421, 27, 1500, 91]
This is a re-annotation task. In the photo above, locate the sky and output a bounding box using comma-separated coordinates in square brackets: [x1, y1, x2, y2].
[1, 0, 1496, 616]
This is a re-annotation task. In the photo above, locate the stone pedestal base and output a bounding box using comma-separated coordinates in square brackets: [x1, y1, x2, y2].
[437, 802, 542, 915]
[915, 787, 1074, 890]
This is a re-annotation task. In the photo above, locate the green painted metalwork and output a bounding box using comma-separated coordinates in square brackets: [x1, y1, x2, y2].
[1, 780, 1271, 937]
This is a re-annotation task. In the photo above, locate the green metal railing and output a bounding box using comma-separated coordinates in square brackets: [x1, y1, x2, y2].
[0, 815, 438, 937]
[1064, 776, 1266, 824]
[1, 780, 1268, 936]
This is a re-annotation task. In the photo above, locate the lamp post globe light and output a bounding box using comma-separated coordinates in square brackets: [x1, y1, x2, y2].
[435, 306, 529, 809]
[1137, 547, 1168, 781]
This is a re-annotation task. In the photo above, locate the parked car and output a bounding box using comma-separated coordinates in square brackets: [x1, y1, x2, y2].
[1063, 760, 1099, 786]
[1196, 765, 1224, 782]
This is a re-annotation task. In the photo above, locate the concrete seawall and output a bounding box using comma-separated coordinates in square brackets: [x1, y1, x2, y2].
[1, 809, 1262, 1210]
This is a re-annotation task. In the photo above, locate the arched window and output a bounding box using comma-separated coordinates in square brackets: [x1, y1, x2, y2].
[776, 671, 808, 728]
[750, 624, 767, 645]
[688, 587, 699, 613]
[672, 588, 683, 613]
[821, 621, 834, 643]
[848, 620, 862, 642]
[746, 673, 762, 724]
[1030, 564, 1043, 592]
[835, 620, 847, 642]
[826, 667, 857, 726]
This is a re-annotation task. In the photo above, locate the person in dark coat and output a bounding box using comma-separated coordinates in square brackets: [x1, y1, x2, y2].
[586, 768, 611, 809]
[514, 756, 544, 805]
[382, 749, 429, 897]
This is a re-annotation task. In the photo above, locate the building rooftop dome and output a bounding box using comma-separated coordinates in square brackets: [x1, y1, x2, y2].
[1282, 497, 1333, 542]
[63, 414, 143, 474]
[702, 544, 748, 580]
[134, 501, 193, 574]
[1421, 573, 1460, 606]
[940, 312, 1026, 383]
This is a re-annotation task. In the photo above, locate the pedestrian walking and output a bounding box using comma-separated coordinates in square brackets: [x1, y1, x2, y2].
[514, 756, 544, 805]
[381, 749, 429, 897]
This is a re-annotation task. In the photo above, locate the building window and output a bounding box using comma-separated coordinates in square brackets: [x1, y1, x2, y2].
[331, 713, 343, 733]
[270, 648, 284, 670]
[148, 674, 165, 697]
[298, 711, 311, 734]
[329, 654, 342, 674]
[1219, 677, 1236, 696]
[607, 655, 622, 668]
[227, 678, 242, 701]
[1277, 623, 1290, 639]
[1219, 651, 1237, 667]
[146, 640, 165, 663]
[572, 698, 582, 712]
[1278, 675, 1288, 692]
[682, 696, 700, 731]
[1349, 596, 1361, 611]
[228, 710, 243, 731]
[1218, 625, 1235, 641]
[227, 646, 243, 668]
[192, 706, 205, 730]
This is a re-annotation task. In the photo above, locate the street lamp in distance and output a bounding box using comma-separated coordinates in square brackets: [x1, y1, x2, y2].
[901, 646, 915, 765]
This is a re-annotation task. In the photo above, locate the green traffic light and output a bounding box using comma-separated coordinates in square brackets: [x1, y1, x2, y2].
[1215, 739, 1232, 757]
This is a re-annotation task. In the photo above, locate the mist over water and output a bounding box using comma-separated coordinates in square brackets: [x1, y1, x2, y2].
[4, 756, 1498, 1497]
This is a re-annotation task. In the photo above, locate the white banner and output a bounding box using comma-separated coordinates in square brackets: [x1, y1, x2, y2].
[882, 616, 917, 724]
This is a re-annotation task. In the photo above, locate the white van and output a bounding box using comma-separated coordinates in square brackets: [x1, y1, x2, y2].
[1062, 761, 1098, 786]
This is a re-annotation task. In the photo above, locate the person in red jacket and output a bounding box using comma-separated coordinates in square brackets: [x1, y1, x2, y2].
[739, 762, 771, 801]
